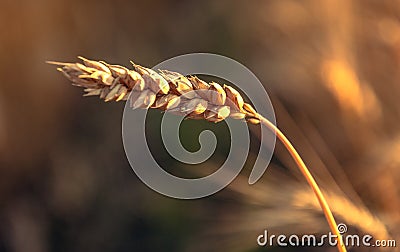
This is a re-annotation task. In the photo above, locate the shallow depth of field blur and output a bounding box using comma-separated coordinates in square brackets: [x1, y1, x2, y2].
[1, 0, 400, 251]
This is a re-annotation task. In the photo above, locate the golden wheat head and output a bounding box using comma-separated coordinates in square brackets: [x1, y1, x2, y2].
[47, 56, 262, 124]
[48, 56, 348, 252]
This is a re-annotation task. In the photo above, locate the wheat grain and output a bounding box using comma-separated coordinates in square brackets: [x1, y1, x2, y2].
[48, 56, 347, 252]
[47, 56, 255, 123]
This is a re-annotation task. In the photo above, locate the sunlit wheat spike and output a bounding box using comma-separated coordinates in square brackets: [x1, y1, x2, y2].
[49, 56, 349, 252]
[47, 57, 256, 123]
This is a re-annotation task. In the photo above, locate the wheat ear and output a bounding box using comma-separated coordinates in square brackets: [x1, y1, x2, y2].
[48, 57, 346, 252]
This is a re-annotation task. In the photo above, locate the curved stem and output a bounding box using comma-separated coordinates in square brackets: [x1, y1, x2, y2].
[255, 113, 346, 252]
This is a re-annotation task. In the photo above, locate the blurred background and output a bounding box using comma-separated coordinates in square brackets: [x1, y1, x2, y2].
[0, 0, 399, 251]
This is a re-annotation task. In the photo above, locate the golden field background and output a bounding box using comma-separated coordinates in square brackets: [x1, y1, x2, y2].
[0, 0, 399, 251]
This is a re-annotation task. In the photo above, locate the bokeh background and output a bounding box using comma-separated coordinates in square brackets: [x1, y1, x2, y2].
[0, 0, 399, 251]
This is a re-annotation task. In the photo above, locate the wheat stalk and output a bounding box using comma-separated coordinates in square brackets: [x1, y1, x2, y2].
[48, 56, 347, 252]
